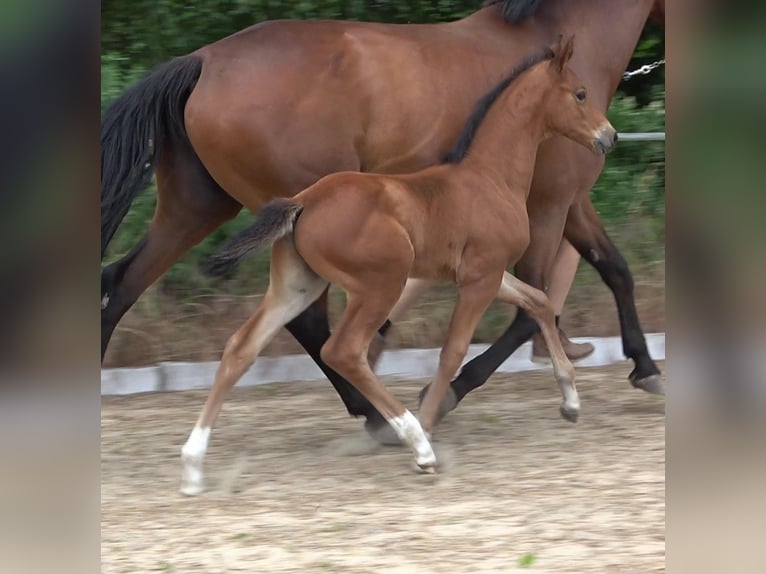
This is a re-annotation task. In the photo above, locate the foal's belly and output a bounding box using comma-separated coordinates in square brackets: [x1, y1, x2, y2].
[408, 257, 458, 282]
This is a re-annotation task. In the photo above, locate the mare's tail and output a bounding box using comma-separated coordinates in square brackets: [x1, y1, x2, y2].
[101, 55, 203, 259]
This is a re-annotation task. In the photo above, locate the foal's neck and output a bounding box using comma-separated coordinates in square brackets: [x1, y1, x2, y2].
[458, 72, 549, 200]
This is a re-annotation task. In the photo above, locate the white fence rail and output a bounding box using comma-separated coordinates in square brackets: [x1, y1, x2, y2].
[619, 132, 665, 141]
[101, 334, 666, 396]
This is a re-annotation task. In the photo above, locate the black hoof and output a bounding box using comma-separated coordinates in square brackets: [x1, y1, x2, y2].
[363, 417, 402, 446]
[559, 405, 579, 423]
[630, 372, 664, 396]
[418, 384, 459, 423]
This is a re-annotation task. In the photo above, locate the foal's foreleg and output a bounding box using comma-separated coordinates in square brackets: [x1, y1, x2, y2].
[180, 239, 328, 495]
[497, 272, 580, 421]
[419, 276, 501, 432]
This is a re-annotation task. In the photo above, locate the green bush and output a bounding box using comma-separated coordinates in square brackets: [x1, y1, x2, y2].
[593, 87, 665, 262]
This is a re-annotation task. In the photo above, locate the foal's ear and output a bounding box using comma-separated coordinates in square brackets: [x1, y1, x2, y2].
[551, 34, 575, 74]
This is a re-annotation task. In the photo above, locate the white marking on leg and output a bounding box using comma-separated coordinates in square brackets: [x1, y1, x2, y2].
[101, 293, 110, 310]
[388, 410, 436, 469]
[181, 425, 210, 496]
[562, 384, 581, 412]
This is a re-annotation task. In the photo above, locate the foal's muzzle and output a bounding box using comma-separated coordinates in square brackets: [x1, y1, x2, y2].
[593, 125, 618, 155]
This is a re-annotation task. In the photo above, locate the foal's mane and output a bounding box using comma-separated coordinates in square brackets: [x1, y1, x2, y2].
[442, 47, 554, 164]
[483, 0, 544, 23]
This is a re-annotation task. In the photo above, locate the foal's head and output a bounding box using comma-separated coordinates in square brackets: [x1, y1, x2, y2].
[537, 35, 617, 155]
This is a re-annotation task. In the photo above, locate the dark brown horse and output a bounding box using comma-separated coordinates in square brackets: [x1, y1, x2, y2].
[101, 0, 665, 441]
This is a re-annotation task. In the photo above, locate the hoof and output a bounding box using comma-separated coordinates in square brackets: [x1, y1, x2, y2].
[180, 481, 205, 496]
[630, 372, 664, 396]
[417, 385, 459, 423]
[364, 417, 403, 447]
[181, 451, 205, 496]
[559, 403, 579, 423]
[415, 463, 437, 475]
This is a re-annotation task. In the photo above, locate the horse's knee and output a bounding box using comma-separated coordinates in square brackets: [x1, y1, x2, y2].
[439, 344, 467, 372]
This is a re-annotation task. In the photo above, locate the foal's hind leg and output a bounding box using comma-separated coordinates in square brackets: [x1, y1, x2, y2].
[283, 292, 400, 446]
[497, 272, 580, 421]
[101, 143, 240, 361]
[320, 290, 436, 472]
[180, 238, 328, 495]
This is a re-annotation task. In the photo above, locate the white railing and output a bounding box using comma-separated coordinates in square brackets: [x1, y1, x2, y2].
[619, 132, 665, 142]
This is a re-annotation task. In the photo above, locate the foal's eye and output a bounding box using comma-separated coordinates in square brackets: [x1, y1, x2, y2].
[575, 89, 587, 102]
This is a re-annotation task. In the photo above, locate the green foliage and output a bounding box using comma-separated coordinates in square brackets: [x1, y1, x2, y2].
[101, 0, 479, 73]
[592, 86, 666, 260]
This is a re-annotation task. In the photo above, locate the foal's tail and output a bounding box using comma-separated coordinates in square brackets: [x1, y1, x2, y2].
[101, 55, 203, 259]
[201, 199, 304, 277]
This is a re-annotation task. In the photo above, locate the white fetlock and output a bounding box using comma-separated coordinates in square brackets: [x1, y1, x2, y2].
[181, 451, 205, 496]
[180, 426, 210, 496]
[388, 410, 437, 471]
[559, 396, 581, 422]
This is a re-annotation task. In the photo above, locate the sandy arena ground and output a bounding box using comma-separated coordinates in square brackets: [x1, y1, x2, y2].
[102, 362, 665, 573]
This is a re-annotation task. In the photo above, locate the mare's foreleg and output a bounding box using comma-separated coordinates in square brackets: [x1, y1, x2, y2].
[564, 198, 663, 394]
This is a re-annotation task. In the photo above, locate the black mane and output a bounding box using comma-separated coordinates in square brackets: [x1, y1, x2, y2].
[442, 47, 554, 164]
[484, 0, 544, 23]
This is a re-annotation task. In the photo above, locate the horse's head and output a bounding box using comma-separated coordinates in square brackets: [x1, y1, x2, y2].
[541, 35, 617, 155]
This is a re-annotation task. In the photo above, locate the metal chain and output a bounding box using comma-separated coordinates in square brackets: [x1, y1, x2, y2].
[622, 59, 665, 81]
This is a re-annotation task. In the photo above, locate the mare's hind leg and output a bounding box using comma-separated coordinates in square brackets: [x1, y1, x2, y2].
[496, 272, 580, 421]
[101, 142, 241, 361]
[565, 198, 663, 394]
[180, 238, 328, 495]
[320, 290, 436, 473]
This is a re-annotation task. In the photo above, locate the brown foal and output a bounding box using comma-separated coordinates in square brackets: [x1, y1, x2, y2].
[180, 37, 616, 494]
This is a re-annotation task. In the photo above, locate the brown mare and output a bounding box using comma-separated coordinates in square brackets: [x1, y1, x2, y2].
[179, 38, 616, 494]
[101, 0, 665, 443]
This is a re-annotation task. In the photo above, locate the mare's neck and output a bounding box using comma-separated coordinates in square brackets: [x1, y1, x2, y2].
[568, 0, 657, 107]
[462, 0, 657, 109]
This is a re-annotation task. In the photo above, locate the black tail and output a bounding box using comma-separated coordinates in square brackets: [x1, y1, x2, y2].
[200, 199, 304, 277]
[101, 55, 203, 259]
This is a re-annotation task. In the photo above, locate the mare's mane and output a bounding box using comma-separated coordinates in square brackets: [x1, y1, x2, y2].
[484, 0, 544, 23]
